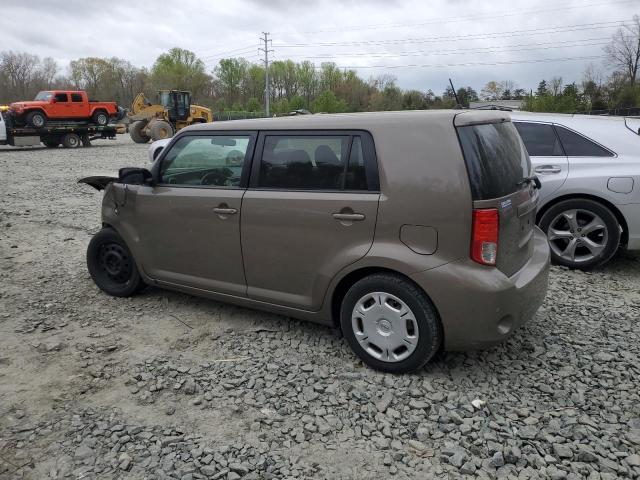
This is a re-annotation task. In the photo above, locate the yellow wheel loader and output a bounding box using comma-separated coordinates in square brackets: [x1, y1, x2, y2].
[128, 90, 212, 143]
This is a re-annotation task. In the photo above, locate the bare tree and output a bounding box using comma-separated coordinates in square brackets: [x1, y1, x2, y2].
[605, 15, 640, 85]
[549, 77, 563, 96]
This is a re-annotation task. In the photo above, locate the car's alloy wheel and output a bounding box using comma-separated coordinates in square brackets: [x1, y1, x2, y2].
[547, 209, 607, 264]
[540, 199, 620, 269]
[351, 292, 419, 362]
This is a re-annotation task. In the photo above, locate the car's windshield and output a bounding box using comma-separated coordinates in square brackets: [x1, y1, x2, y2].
[34, 91, 54, 101]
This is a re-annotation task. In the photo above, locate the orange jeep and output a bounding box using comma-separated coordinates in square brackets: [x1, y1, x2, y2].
[9, 90, 119, 128]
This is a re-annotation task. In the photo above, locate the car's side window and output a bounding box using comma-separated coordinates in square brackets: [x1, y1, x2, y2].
[71, 93, 83, 102]
[54, 93, 69, 102]
[160, 135, 252, 188]
[554, 125, 614, 157]
[259, 135, 349, 190]
[514, 122, 563, 156]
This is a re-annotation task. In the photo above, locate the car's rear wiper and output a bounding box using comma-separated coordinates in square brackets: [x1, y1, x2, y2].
[517, 175, 541, 190]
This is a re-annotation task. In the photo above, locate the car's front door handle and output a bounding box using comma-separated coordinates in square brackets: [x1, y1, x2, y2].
[534, 165, 562, 175]
[332, 213, 365, 221]
[213, 207, 237, 215]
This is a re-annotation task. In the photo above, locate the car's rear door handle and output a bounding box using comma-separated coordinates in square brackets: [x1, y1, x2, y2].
[534, 165, 562, 175]
[332, 213, 365, 221]
[213, 207, 237, 215]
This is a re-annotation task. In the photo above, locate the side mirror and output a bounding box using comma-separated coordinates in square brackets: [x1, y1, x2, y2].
[50, 98, 57, 104]
[118, 167, 155, 186]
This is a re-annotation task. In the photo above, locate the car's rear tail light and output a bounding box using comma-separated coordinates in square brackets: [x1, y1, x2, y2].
[471, 208, 499, 266]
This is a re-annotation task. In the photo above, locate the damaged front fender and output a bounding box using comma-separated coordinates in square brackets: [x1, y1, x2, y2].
[78, 167, 154, 191]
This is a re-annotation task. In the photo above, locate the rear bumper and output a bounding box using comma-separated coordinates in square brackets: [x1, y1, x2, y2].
[410, 227, 550, 350]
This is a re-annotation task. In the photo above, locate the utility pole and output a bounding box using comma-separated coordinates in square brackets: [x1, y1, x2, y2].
[259, 32, 273, 117]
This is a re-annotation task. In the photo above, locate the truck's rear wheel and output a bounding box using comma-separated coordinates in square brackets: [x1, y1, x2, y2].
[130, 121, 150, 144]
[26, 111, 46, 128]
[62, 133, 81, 149]
[92, 110, 109, 126]
[149, 120, 174, 141]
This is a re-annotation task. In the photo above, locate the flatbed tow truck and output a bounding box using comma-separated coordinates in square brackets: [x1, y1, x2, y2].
[0, 108, 120, 148]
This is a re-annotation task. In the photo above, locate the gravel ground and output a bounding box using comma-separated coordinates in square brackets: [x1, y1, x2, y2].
[1, 136, 640, 480]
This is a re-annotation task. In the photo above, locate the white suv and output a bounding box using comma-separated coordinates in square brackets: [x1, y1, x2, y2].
[511, 112, 640, 269]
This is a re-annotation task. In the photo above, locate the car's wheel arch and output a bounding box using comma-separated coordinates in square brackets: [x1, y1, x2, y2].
[329, 266, 442, 332]
[26, 109, 47, 119]
[536, 193, 628, 246]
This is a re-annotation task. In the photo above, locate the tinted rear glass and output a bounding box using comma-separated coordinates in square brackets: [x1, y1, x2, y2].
[555, 125, 613, 157]
[458, 122, 531, 200]
[514, 122, 564, 156]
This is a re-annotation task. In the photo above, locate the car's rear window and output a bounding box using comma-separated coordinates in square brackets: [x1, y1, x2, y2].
[457, 122, 531, 200]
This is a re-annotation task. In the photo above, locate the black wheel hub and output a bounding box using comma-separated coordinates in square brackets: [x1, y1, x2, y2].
[98, 243, 131, 283]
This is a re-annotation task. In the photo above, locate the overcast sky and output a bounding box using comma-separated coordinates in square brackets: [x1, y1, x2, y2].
[1, 0, 637, 93]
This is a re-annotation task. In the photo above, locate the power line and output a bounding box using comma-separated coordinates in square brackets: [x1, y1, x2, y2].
[279, 0, 636, 34]
[281, 38, 612, 60]
[199, 44, 260, 59]
[323, 55, 608, 70]
[204, 52, 261, 68]
[274, 20, 627, 48]
[202, 48, 259, 63]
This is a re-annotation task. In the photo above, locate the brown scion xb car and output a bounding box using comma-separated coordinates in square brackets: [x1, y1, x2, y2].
[82, 110, 550, 373]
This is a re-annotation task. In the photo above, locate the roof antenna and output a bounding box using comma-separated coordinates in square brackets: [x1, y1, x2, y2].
[449, 78, 462, 109]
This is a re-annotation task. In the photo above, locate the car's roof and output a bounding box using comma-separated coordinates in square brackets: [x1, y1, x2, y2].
[511, 111, 639, 155]
[185, 109, 510, 133]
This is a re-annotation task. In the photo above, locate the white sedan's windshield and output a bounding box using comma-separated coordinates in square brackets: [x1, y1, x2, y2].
[34, 91, 53, 101]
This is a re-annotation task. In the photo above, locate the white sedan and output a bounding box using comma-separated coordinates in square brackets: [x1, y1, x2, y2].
[147, 138, 171, 163]
[511, 111, 640, 269]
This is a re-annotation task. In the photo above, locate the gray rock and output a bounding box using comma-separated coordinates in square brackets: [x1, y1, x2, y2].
[183, 378, 197, 395]
[553, 443, 573, 459]
[518, 425, 538, 440]
[490, 451, 505, 468]
[449, 451, 466, 468]
[460, 461, 476, 474]
[375, 392, 394, 413]
[74, 444, 94, 461]
[200, 465, 216, 476]
[415, 425, 430, 442]
[626, 454, 640, 467]
[576, 446, 598, 463]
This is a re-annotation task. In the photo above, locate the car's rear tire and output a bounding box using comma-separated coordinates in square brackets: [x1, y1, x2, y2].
[61, 133, 81, 149]
[87, 228, 145, 297]
[130, 121, 150, 144]
[26, 111, 46, 128]
[92, 110, 109, 126]
[340, 273, 442, 373]
[539, 198, 620, 270]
